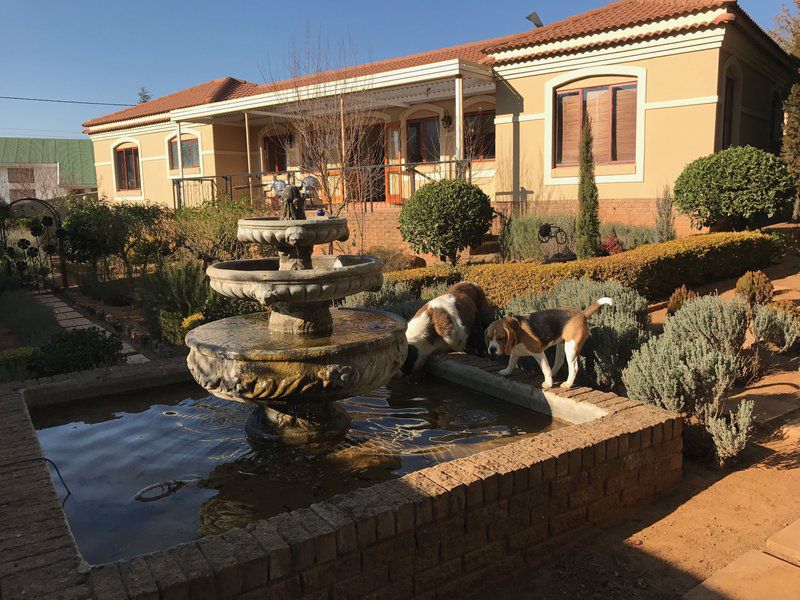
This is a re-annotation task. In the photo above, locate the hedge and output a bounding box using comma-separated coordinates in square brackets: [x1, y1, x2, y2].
[387, 231, 783, 307]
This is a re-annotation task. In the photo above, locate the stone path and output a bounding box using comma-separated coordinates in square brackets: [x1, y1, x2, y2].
[685, 518, 800, 599]
[32, 292, 149, 365]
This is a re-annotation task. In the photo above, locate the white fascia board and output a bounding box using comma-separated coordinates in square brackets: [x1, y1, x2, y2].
[171, 59, 492, 121]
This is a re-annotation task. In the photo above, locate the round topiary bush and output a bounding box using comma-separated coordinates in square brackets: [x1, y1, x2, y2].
[398, 179, 493, 265]
[673, 145, 795, 229]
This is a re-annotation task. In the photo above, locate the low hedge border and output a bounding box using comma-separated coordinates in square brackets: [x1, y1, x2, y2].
[387, 231, 784, 306]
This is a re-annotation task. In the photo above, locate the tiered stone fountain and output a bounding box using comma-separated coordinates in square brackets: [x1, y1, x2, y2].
[186, 186, 407, 444]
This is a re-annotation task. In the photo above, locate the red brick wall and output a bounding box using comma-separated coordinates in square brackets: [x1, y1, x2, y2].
[313, 198, 696, 261]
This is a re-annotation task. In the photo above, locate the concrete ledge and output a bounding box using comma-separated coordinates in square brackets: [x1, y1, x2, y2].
[429, 354, 610, 423]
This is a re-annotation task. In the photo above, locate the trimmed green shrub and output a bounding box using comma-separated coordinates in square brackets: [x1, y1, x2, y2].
[78, 274, 135, 306]
[735, 270, 774, 305]
[499, 213, 575, 262]
[781, 82, 800, 221]
[29, 328, 125, 376]
[752, 302, 800, 352]
[505, 279, 650, 390]
[706, 400, 755, 467]
[388, 232, 782, 307]
[674, 146, 795, 229]
[398, 179, 493, 265]
[575, 117, 601, 259]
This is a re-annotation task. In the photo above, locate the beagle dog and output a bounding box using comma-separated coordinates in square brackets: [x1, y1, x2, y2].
[485, 297, 613, 389]
[401, 282, 488, 374]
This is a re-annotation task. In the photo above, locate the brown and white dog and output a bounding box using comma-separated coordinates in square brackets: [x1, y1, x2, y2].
[401, 282, 488, 374]
[484, 297, 613, 389]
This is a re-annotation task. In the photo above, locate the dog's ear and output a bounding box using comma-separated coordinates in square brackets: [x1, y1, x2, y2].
[502, 318, 520, 355]
[484, 322, 495, 345]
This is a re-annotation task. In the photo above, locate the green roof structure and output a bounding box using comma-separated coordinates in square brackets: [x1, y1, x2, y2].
[0, 137, 95, 187]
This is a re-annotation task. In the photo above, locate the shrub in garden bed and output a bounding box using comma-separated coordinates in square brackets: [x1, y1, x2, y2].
[388, 231, 783, 307]
[28, 329, 125, 377]
[599, 222, 660, 251]
[399, 179, 493, 265]
[666, 285, 697, 316]
[498, 213, 576, 262]
[623, 295, 755, 466]
[735, 270, 774, 305]
[0, 289, 61, 346]
[752, 302, 800, 353]
[674, 145, 795, 229]
[174, 199, 258, 265]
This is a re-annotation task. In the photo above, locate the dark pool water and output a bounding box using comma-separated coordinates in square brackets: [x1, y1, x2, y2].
[31, 380, 562, 564]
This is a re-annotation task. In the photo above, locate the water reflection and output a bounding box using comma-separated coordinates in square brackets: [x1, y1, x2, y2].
[31, 379, 562, 564]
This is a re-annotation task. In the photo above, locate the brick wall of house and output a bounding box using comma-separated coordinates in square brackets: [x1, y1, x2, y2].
[315, 197, 695, 262]
[90, 399, 682, 600]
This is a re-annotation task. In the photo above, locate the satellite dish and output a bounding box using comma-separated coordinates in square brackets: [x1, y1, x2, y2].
[526, 11, 544, 28]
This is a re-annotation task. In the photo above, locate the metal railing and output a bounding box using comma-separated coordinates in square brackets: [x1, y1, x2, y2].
[172, 159, 472, 209]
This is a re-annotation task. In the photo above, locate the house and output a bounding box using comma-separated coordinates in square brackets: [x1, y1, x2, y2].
[83, 0, 795, 248]
[0, 137, 97, 202]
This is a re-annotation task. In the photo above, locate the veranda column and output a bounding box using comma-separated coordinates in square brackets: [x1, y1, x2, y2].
[454, 74, 464, 165]
[245, 112, 253, 198]
[176, 121, 184, 207]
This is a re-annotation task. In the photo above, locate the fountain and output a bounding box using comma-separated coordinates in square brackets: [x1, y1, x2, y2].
[185, 185, 408, 445]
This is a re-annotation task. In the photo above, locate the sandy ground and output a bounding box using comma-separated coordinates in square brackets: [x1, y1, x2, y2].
[471, 253, 800, 599]
[471, 417, 800, 600]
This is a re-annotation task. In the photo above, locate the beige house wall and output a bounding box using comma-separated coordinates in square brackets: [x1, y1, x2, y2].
[92, 123, 215, 205]
[494, 48, 722, 211]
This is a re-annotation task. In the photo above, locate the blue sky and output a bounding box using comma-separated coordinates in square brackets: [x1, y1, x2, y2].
[0, 0, 787, 138]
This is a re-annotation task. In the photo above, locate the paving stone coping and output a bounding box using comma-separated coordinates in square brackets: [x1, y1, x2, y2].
[0, 356, 682, 599]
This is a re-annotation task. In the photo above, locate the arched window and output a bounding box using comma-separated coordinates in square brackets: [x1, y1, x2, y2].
[168, 135, 200, 170]
[114, 142, 140, 190]
[554, 80, 637, 166]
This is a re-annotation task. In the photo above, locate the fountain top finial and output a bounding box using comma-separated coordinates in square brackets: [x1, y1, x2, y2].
[280, 184, 306, 221]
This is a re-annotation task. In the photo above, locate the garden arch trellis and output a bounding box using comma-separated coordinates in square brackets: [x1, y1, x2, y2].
[0, 196, 68, 290]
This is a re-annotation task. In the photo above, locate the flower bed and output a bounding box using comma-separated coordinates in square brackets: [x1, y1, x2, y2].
[388, 232, 783, 306]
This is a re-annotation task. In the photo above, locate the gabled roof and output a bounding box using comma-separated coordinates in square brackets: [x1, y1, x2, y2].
[0, 137, 96, 187]
[84, 0, 773, 133]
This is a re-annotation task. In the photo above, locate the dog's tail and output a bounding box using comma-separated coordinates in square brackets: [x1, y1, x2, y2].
[583, 297, 613, 319]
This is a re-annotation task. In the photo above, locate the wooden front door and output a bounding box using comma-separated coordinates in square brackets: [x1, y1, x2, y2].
[384, 122, 403, 204]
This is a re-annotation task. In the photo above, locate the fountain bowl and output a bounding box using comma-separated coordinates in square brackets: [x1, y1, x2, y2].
[207, 255, 383, 305]
[186, 309, 408, 444]
[237, 216, 349, 247]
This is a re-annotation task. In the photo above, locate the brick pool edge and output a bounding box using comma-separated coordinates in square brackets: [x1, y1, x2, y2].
[0, 358, 682, 600]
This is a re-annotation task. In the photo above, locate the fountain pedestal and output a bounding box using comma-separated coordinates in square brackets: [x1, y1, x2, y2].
[186, 205, 408, 445]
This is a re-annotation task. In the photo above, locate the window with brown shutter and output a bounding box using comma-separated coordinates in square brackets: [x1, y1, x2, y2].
[555, 81, 638, 166]
[115, 146, 140, 191]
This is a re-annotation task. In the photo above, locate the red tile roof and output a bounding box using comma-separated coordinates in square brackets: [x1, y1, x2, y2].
[84, 0, 757, 132]
[484, 0, 734, 54]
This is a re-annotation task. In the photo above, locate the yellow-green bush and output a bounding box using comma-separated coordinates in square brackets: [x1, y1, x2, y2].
[386, 232, 782, 306]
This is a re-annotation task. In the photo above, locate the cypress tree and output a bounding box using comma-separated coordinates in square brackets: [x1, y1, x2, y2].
[781, 82, 800, 221]
[575, 115, 601, 258]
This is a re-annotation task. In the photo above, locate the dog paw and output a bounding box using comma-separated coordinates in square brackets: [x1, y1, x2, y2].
[542, 380, 554, 389]
[499, 368, 512, 377]
[559, 382, 574, 389]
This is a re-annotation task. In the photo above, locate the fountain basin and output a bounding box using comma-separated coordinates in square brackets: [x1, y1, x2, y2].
[207, 256, 383, 305]
[186, 309, 407, 444]
[237, 216, 349, 247]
